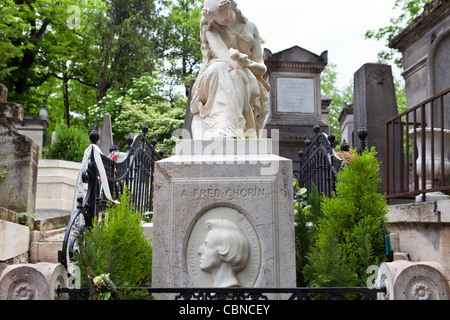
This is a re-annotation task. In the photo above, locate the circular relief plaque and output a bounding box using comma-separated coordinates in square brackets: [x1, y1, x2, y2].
[185, 206, 261, 287]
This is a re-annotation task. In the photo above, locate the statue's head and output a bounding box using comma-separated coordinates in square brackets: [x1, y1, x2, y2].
[198, 219, 250, 274]
[202, 0, 246, 27]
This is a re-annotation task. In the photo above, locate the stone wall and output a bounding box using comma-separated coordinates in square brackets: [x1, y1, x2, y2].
[36, 159, 85, 211]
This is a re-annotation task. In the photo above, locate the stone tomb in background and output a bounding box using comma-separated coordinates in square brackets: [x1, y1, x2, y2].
[152, 139, 296, 298]
[0, 84, 39, 214]
[263, 46, 329, 161]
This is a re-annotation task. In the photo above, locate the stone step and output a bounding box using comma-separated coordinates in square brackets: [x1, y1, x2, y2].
[30, 228, 66, 264]
[34, 209, 71, 232]
[29, 221, 154, 264]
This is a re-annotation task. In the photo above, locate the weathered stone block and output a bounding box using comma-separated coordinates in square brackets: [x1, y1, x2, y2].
[29, 242, 61, 263]
[0, 102, 24, 122]
[0, 127, 39, 213]
[437, 200, 450, 223]
[0, 85, 39, 214]
[0, 220, 30, 261]
[0, 206, 19, 223]
[388, 201, 439, 223]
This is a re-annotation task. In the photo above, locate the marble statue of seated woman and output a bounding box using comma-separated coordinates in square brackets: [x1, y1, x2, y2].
[190, 0, 270, 140]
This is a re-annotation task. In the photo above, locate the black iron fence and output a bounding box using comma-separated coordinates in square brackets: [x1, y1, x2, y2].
[58, 124, 163, 271]
[58, 123, 387, 301]
[59, 286, 386, 300]
[385, 88, 450, 202]
[294, 124, 368, 198]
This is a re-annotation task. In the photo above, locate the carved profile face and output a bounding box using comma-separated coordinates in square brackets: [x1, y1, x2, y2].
[198, 230, 223, 272]
[197, 219, 250, 286]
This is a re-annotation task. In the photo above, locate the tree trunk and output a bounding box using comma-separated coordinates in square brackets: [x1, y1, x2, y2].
[63, 72, 70, 128]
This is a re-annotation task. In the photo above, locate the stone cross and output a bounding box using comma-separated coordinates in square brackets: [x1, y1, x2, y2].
[0, 83, 39, 213]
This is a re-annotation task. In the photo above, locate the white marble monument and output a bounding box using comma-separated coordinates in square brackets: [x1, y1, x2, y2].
[152, 139, 296, 297]
[152, 1, 296, 298]
[190, 0, 270, 140]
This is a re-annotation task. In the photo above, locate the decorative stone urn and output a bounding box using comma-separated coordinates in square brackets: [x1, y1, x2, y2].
[409, 128, 450, 201]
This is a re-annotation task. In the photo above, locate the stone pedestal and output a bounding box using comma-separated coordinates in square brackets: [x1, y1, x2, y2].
[152, 139, 296, 298]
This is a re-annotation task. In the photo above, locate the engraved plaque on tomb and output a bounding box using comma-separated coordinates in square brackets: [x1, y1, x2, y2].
[276, 77, 315, 113]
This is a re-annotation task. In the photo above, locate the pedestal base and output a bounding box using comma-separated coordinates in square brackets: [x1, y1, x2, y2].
[152, 139, 296, 299]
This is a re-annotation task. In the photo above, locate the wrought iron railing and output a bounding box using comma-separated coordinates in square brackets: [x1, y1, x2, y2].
[59, 286, 386, 301]
[295, 125, 341, 198]
[295, 124, 368, 198]
[57, 124, 388, 301]
[385, 88, 450, 202]
[58, 124, 163, 271]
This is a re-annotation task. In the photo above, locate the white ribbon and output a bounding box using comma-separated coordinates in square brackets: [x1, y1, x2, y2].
[75, 144, 120, 213]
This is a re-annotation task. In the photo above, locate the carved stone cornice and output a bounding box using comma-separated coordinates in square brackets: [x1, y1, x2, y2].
[389, 0, 450, 52]
[265, 61, 327, 72]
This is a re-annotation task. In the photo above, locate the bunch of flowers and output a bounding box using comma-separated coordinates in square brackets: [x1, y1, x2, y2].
[89, 270, 117, 300]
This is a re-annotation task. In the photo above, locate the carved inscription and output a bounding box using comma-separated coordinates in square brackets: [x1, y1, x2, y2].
[181, 187, 266, 200]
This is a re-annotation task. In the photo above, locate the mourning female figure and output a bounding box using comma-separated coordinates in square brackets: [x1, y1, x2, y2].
[190, 0, 270, 139]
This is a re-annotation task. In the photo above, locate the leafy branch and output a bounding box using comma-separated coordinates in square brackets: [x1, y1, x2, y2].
[365, 0, 432, 67]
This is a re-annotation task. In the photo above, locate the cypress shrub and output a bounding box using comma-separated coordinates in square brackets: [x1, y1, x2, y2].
[303, 147, 389, 290]
[73, 190, 153, 299]
[45, 123, 90, 162]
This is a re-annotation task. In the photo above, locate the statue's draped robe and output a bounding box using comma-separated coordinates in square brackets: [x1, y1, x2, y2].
[191, 24, 269, 139]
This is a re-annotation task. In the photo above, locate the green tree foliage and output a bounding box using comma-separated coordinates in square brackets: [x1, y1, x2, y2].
[365, 0, 431, 67]
[93, 0, 167, 100]
[293, 182, 323, 287]
[161, 0, 203, 96]
[321, 63, 353, 147]
[0, 0, 86, 114]
[303, 230, 359, 290]
[0, 0, 201, 133]
[0, 0, 105, 126]
[73, 190, 153, 297]
[90, 73, 185, 152]
[303, 148, 389, 289]
[44, 122, 90, 162]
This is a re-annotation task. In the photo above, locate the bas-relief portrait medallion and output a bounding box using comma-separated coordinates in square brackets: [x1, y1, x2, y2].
[185, 206, 261, 288]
